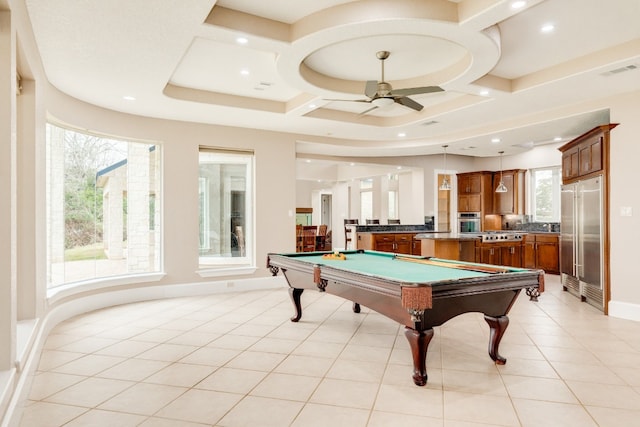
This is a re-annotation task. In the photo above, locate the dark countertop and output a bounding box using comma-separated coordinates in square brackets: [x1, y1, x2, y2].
[414, 232, 481, 241]
[353, 224, 435, 233]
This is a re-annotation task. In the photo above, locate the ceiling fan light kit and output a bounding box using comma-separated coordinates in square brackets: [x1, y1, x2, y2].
[372, 97, 395, 108]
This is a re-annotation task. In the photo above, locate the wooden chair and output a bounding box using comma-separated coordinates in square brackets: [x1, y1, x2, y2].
[344, 219, 358, 249]
[387, 219, 401, 224]
[366, 219, 380, 224]
[295, 224, 303, 252]
[234, 225, 245, 256]
[317, 224, 328, 251]
[302, 225, 317, 252]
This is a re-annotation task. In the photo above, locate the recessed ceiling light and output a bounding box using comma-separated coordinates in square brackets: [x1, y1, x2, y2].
[491, 137, 501, 143]
[123, 95, 136, 101]
[236, 37, 248, 45]
[554, 136, 562, 141]
[308, 104, 316, 109]
[511, 1, 526, 9]
[349, 162, 355, 166]
[480, 89, 490, 96]
[541, 23, 555, 33]
[398, 132, 406, 137]
[240, 69, 250, 76]
[396, 166, 402, 170]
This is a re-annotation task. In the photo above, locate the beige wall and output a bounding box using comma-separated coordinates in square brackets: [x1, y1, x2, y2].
[47, 87, 298, 285]
[608, 92, 640, 310]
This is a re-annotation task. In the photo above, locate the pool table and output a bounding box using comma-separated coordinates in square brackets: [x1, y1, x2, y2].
[267, 250, 543, 386]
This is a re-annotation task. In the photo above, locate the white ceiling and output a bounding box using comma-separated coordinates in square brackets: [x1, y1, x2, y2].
[23, 0, 640, 159]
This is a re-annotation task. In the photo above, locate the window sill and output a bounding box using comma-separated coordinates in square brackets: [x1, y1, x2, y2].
[197, 266, 257, 278]
[47, 272, 166, 305]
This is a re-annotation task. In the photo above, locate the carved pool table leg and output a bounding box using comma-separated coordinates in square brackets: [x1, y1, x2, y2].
[352, 302, 361, 313]
[404, 327, 434, 386]
[484, 314, 509, 365]
[289, 288, 304, 322]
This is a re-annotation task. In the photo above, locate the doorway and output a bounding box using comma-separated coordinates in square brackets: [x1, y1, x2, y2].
[321, 194, 332, 229]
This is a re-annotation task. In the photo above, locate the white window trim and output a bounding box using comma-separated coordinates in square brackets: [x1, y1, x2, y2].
[198, 150, 255, 268]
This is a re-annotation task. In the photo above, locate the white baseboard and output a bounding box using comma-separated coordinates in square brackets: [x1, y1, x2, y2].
[2, 276, 288, 426]
[608, 300, 640, 322]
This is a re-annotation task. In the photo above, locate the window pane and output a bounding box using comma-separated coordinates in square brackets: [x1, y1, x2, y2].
[388, 190, 398, 219]
[360, 190, 372, 224]
[531, 167, 561, 222]
[199, 149, 253, 266]
[46, 124, 162, 288]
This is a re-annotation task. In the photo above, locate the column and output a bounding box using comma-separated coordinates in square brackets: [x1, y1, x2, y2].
[0, 10, 17, 370]
[127, 143, 150, 272]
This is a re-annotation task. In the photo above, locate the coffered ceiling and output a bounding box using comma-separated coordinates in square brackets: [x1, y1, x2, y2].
[23, 0, 640, 157]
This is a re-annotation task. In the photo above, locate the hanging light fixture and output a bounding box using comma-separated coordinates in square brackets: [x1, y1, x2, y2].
[495, 151, 508, 193]
[439, 145, 451, 191]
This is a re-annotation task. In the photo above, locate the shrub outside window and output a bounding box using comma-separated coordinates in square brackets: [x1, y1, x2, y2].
[530, 167, 561, 222]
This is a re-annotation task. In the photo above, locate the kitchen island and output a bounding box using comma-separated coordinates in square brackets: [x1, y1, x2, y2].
[414, 232, 479, 262]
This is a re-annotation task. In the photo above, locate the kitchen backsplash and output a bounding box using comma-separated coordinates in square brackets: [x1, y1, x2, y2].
[501, 215, 560, 232]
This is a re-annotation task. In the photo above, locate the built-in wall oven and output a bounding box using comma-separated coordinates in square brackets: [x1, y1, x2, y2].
[459, 212, 481, 233]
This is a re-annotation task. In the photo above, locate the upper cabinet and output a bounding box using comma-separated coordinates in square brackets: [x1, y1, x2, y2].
[492, 169, 526, 215]
[560, 124, 618, 184]
[457, 171, 493, 217]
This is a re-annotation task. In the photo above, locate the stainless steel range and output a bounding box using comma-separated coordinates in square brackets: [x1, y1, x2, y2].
[478, 231, 524, 243]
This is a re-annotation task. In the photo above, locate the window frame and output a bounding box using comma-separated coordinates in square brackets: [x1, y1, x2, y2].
[197, 148, 255, 271]
[529, 166, 561, 223]
[45, 122, 164, 292]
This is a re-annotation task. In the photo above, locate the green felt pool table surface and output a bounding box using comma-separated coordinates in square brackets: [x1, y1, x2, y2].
[287, 250, 522, 283]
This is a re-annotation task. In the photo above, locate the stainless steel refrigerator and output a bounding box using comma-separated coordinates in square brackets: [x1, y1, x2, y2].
[560, 176, 604, 310]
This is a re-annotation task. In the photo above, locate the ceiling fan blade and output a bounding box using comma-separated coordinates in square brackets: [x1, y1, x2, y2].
[358, 105, 379, 116]
[389, 85, 444, 97]
[364, 80, 378, 98]
[395, 96, 423, 111]
[324, 98, 371, 103]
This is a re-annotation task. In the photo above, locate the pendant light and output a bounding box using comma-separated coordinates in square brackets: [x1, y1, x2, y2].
[439, 145, 451, 191]
[495, 151, 508, 193]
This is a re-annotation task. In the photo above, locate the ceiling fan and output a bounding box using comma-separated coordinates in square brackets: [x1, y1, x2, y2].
[326, 51, 444, 115]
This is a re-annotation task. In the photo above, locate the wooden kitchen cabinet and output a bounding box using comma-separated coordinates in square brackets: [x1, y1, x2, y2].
[559, 123, 618, 184]
[522, 233, 559, 274]
[458, 193, 481, 212]
[394, 234, 413, 255]
[411, 238, 422, 256]
[371, 233, 413, 254]
[492, 169, 526, 215]
[476, 242, 523, 268]
[459, 174, 481, 194]
[578, 134, 602, 176]
[500, 244, 522, 267]
[535, 234, 560, 274]
[562, 147, 580, 180]
[457, 172, 493, 230]
[523, 234, 536, 268]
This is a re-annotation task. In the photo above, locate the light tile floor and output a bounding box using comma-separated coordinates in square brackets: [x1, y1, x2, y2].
[17, 275, 640, 426]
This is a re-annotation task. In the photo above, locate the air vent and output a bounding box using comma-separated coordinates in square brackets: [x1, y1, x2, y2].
[421, 120, 439, 126]
[600, 64, 638, 76]
[254, 82, 273, 91]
